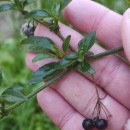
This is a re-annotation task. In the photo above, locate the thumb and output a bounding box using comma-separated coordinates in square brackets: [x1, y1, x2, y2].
[121, 8, 130, 62]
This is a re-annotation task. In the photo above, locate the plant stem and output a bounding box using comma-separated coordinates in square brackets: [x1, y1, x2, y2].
[87, 46, 124, 62]
[33, 18, 48, 27]
[5, 66, 76, 113]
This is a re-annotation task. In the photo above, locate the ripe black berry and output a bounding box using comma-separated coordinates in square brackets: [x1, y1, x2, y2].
[95, 119, 108, 130]
[82, 119, 94, 130]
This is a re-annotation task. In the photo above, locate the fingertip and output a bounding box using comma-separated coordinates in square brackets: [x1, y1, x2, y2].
[121, 8, 130, 62]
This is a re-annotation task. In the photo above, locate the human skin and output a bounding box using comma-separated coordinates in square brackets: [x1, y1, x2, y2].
[25, 0, 130, 130]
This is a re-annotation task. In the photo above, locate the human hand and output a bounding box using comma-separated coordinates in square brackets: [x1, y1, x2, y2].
[26, 0, 130, 130]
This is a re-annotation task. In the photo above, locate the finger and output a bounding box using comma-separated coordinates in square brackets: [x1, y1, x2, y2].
[121, 8, 130, 62]
[26, 23, 130, 109]
[38, 88, 129, 130]
[37, 87, 84, 130]
[64, 0, 126, 58]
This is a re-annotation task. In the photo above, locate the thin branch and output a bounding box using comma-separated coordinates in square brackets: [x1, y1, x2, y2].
[87, 46, 124, 62]
[5, 65, 76, 113]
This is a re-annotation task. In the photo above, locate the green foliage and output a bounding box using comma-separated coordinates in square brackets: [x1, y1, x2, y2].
[78, 31, 96, 62]
[77, 62, 96, 75]
[78, 31, 96, 54]
[24, 10, 51, 19]
[0, 70, 2, 87]
[21, 36, 63, 57]
[64, 52, 78, 59]
[86, 51, 94, 57]
[96, 0, 130, 14]
[22, 0, 37, 7]
[54, 58, 77, 69]
[29, 62, 60, 85]
[32, 53, 57, 62]
[0, 4, 14, 12]
[62, 35, 71, 54]
[2, 86, 27, 103]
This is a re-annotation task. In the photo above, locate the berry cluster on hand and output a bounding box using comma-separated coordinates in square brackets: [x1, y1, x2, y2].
[82, 117, 108, 130]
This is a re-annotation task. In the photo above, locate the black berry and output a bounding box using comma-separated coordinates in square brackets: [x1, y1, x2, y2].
[95, 119, 108, 130]
[82, 119, 94, 130]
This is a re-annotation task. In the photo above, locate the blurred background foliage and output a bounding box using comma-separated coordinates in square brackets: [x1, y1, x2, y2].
[0, 0, 130, 130]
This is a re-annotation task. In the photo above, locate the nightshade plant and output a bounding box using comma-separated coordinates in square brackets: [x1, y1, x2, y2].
[0, 0, 125, 129]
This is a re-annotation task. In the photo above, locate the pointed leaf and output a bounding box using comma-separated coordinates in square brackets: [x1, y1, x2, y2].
[54, 58, 77, 70]
[32, 53, 57, 62]
[23, 0, 36, 7]
[10, 85, 24, 91]
[21, 36, 56, 52]
[51, 44, 64, 58]
[77, 62, 96, 75]
[55, 4, 61, 16]
[78, 31, 96, 52]
[2, 88, 27, 103]
[21, 36, 63, 57]
[0, 4, 14, 12]
[52, 3, 61, 16]
[86, 51, 94, 57]
[29, 62, 60, 85]
[62, 35, 71, 53]
[0, 69, 2, 87]
[40, 69, 62, 81]
[24, 10, 50, 19]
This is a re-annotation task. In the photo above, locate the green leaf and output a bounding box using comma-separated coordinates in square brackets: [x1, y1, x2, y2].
[0, 69, 2, 87]
[78, 31, 96, 52]
[24, 10, 51, 19]
[29, 62, 60, 85]
[77, 50, 85, 62]
[0, 4, 14, 12]
[32, 53, 57, 62]
[54, 58, 77, 70]
[64, 52, 78, 59]
[52, 44, 64, 58]
[21, 36, 63, 57]
[55, 4, 61, 16]
[62, 35, 71, 54]
[14, 0, 20, 5]
[86, 51, 94, 57]
[23, 0, 36, 7]
[2, 88, 27, 103]
[52, 3, 61, 17]
[77, 62, 96, 75]
[10, 85, 24, 91]
[21, 36, 56, 52]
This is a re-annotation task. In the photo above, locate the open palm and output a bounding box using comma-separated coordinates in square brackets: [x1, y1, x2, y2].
[26, 0, 130, 130]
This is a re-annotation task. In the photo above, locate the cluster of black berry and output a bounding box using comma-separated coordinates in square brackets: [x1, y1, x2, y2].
[82, 117, 108, 130]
